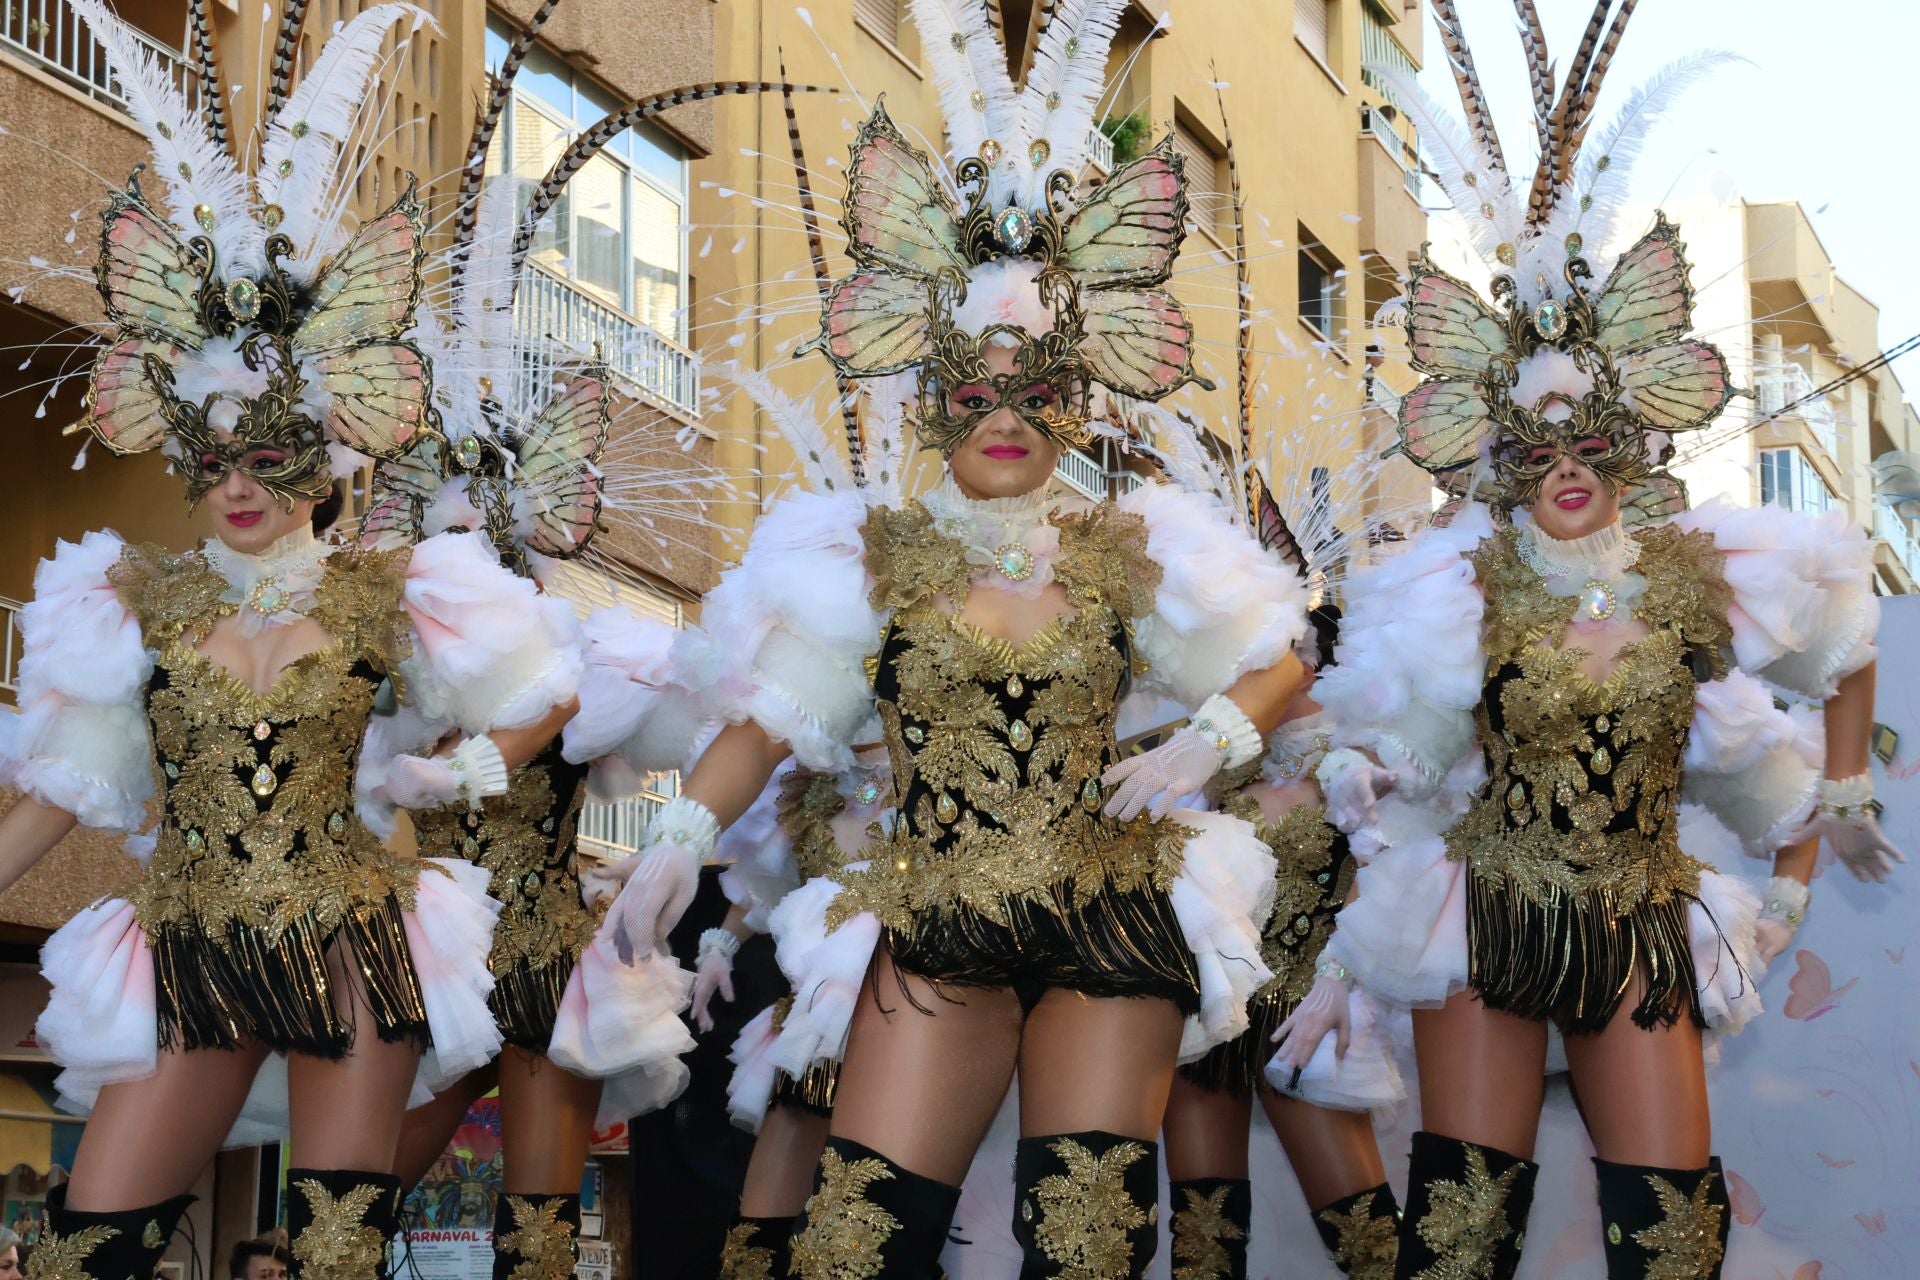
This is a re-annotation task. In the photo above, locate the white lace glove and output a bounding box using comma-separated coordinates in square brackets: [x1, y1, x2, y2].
[1103, 694, 1262, 821]
[1789, 774, 1906, 884]
[691, 928, 742, 1032]
[1755, 876, 1811, 964]
[1270, 955, 1353, 1080]
[1316, 748, 1396, 834]
[607, 796, 720, 963]
[385, 737, 508, 811]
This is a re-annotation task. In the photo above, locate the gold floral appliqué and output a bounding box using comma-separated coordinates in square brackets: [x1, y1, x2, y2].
[290, 1179, 388, 1280]
[789, 1149, 902, 1279]
[1171, 1183, 1245, 1280]
[1412, 1147, 1521, 1280]
[1028, 1138, 1152, 1279]
[1632, 1172, 1726, 1280]
[497, 1195, 579, 1280]
[1318, 1191, 1398, 1280]
[21, 1224, 118, 1279]
[717, 1223, 777, 1280]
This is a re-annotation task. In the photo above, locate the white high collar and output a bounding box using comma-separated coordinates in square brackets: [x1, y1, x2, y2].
[1516, 516, 1639, 585]
[202, 525, 329, 633]
[920, 473, 1060, 594]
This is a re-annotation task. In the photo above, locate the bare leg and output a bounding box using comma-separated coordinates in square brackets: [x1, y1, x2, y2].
[1410, 991, 1550, 1155]
[1561, 979, 1710, 1167]
[286, 941, 425, 1171]
[1016, 991, 1184, 1139]
[741, 1104, 834, 1218]
[497, 1046, 604, 1194]
[1162, 1073, 1253, 1181]
[65, 1041, 271, 1210]
[393, 1062, 499, 1192]
[828, 957, 1025, 1186]
[1258, 1090, 1388, 1209]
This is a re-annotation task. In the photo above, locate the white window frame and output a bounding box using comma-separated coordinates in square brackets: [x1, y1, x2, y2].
[1758, 447, 1834, 517]
[1298, 237, 1342, 341]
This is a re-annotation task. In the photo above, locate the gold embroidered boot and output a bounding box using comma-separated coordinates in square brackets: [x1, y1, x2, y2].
[719, 1216, 796, 1280]
[1311, 1183, 1399, 1279]
[1167, 1178, 1249, 1280]
[492, 1193, 580, 1280]
[789, 1137, 962, 1278]
[24, 1185, 194, 1280]
[1013, 1131, 1161, 1279]
[1592, 1157, 1729, 1279]
[1393, 1132, 1537, 1280]
[286, 1168, 402, 1280]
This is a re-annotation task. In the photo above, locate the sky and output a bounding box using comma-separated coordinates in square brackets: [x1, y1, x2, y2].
[1411, 0, 1920, 402]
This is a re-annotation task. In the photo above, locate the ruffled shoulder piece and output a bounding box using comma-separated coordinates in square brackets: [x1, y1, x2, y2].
[108, 542, 225, 646]
[1054, 499, 1160, 619]
[309, 544, 412, 671]
[861, 501, 972, 612]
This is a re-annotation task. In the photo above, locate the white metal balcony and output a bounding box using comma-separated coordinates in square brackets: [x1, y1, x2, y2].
[1, 0, 198, 116]
[1085, 123, 1116, 175]
[577, 781, 676, 857]
[1360, 104, 1421, 200]
[515, 263, 701, 421]
[1753, 356, 1840, 461]
[1874, 505, 1920, 586]
[1054, 447, 1146, 499]
[1360, 10, 1418, 104]
[0, 596, 19, 695]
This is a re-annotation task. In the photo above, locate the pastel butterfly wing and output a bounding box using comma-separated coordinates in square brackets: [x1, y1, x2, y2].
[1406, 263, 1511, 377]
[516, 369, 612, 559]
[98, 191, 210, 348]
[1618, 339, 1731, 430]
[1618, 470, 1691, 529]
[1396, 378, 1493, 472]
[820, 271, 934, 376]
[843, 109, 967, 280]
[1079, 287, 1203, 400]
[311, 341, 430, 459]
[360, 434, 448, 543]
[293, 200, 426, 351]
[1593, 217, 1695, 353]
[1251, 471, 1307, 575]
[1058, 148, 1186, 289]
[82, 336, 181, 454]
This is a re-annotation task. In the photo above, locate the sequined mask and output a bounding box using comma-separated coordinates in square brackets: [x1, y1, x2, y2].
[1488, 384, 1651, 505]
[153, 336, 333, 508]
[917, 305, 1094, 455]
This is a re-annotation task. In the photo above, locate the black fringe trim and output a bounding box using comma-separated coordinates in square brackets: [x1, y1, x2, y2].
[771, 1059, 840, 1115]
[1466, 868, 1703, 1034]
[151, 896, 429, 1057]
[882, 880, 1201, 1016]
[490, 953, 575, 1051]
[1177, 983, 1290, 1097]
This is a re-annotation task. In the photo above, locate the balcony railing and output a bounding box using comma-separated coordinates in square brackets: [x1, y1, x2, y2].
[0, 596, 20, 695]
[1360, 104, 1421, 200]
[1, 0, 198, 116]
[1875, 505, 1920, 586]
[516, 263, 701, 421]
[578, 780, 677, 857]
[1055, 447, 1106, 499]
[1754, 356, 1840, 461]
[1085, 123, 1115, 175]
[1360, 10, 1418, 103]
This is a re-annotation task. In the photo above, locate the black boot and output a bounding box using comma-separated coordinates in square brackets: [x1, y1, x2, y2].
[1312, 1183, 1399, 1279]
[1394, 1132, 1537, 1280]
[1593, 1156, 1729, 1279]
[286, 1168, 402, 1280]
[1168, 1177, 1249, 1279]
[789, 1137, 961, 1278]
[1013, 1131, 1161, 1279]
[491, 1193, 581, 1280]
[24, 1184, 193, 1280]
[719, 1215, 796, 1279]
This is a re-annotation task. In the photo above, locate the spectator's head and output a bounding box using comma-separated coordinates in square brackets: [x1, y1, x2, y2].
[229, 1238, 291, 1280]
[0, 1224, 21, 1280]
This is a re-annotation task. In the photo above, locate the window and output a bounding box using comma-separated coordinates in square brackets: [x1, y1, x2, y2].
[1298, 228, 1344, 340]
[1759, 447, 1834, 516]
[1169, 113, 1226, 239]
[1295, 0, 1335, 65]
[482, 20, 690, 341]
[855, 0, 902, 42]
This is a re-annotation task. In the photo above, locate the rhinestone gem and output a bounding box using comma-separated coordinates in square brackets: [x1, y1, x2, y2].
[542, 817, 556, 834]
[950, 31, 967, 49]
[1008, 719, 1033, 751]
[1579, 194, 1593, 211]
[156, 121, 172, 139]
[1480, 202, 1496, 220]
[263, 203, 285, 231]
[993, 541, 1034, 581]
[465, 836, 480, 855]
[456, 434, 484, 469]
[1607, 1223, 1622, 1245]
[1028, 139, 1051, 167]
[1516, 1232, 1525, 1253]
[1021, 1199, 1035, 1223]
[250, 764, 278, 797]
[193, 203, 215, 232]
[1596, 154, 1611, 171]
[905, 724, 926, 744]
[327, 812, 346, 838]
[895, 857, 912, 872]
[980, 138, 1003, 166]
[291, 120, 310, 139]
[1495, 241, 1516, 267]
[969, 89, 986, 111]
[1582, 579, 1616, 620]
[276, 158, 294, 177]
[935, 792, 959, 824]
[251, 580, 289, 614]
[465, 811, 480, 830]
[253, 720, 271, 741]
[523, 870, 542, 893]
[477, 375, 495, 398]
[226, 276, 261, 321]
[1533, 299, 1567, 340]
[1046, 91, 1061, 109]
[1463, 171, 1477, 187]
[993, 206, 1034, 252]
[1596, 714, 1610, 733]
[1082, 777, 1102, 811]
[1064, 36, 1079, 56]
[1007, 674, 1024, 698]
[185, 828, 204, 852]
[177, 161, 193, 180]
[435, 388, 453, 407]
[1564, 232, 1584, 257]
[1591, 745, 1613, 776]
[1508, 782, 1527, 809]
[1295, 914, 1312, 932]
[856, 779, 882, 806]
[164, 761, 180, 779]
[1316, 871, 1331, 885]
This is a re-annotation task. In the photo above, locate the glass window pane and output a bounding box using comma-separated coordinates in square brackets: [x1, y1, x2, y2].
[511, 99, 571, 276]
[572, 152, 627, 309]
[631, 175, 684, 338]
[518, 44, 575, 123]
[484, 19, 510, 72]
[629, 121, 686, 196]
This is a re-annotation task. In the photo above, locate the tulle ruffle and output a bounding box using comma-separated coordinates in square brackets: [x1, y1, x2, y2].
[726, 1005, 782, 1132]
[405, 857, 507, 1098]
[562, 606, 712, 788]
[548, 931, 696, 1127]
[1681, 672, 1821, 856]
[765, 868, 883, 1081]
[1262, 987, 1406, 1113]
[1167, 808, 1279, 1061]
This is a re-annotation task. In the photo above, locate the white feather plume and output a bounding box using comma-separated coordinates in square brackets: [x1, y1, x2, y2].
[724, 364, 855, 495]
[66, 0, 262, 274]
[1367, 62, 1524, 270]
[859, 373, 913, 507]
[1017, 0, 1126, 206]
[906, 0, 1025, 203]
[453, 172, 527, 351]
[1136, 402, 1237, 515]
[258, 3, 437, 276]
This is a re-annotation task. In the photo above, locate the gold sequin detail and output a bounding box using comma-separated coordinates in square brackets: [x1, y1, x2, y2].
[777, 767, 860, 880]
[141, 1218, 165, 1249]
[497, 1195, 578, 1280]
[1317, 1191, 1398, 1280]
[1411, 1147, 1522, 1280]
[1029, 1138, 1153, 1279]
[1171, 1184, 1245, 1280]
[290, 1179, 388, 1280]
[717, 1223, 776, 1280]
[22, 1224, 118, 1279]
[1634, 1173, 1726, 1280]
[790, 1150, 901, 1280]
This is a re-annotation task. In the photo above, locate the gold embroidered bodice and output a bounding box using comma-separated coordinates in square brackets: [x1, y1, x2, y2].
[110, 542, 421, 941]
[412, 742, 596, 974]
[1451, 524, 1733, 908]
[777, 765, 886, 881]
[828, 500, 1186, 931]
[1218, 777, 1353, 1008]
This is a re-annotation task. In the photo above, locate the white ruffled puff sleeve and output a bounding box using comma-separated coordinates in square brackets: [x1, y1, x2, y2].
[695, 489, 883, 773]
[1, 532, 155, 836]
[1681, 671, 1821, 856]
[562, 605, 714, 800]
[1120, 482, 1310, 709]
[715, 763, 800, 933]
[1673, 501, 1878, 699]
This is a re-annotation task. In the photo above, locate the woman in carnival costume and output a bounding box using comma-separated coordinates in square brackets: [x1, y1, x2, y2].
[1294, 3, 1901, 1274]
[0, 2, 581, 1274]
[595, 1, 1312, 1271]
